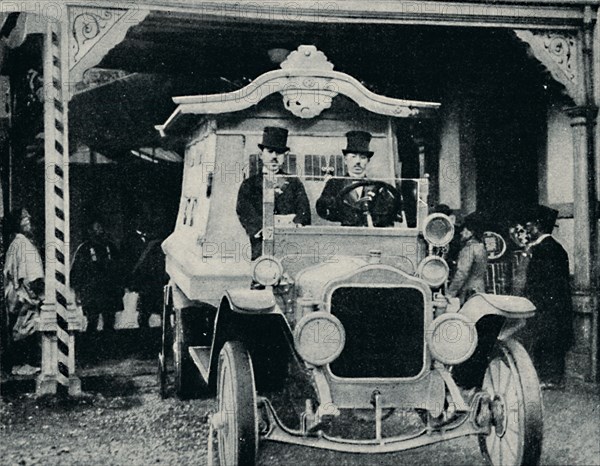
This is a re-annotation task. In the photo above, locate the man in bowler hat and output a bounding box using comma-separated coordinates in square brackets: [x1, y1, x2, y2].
[316, 130, 401, 227]
[520, 205, 573, 389]
[236, 127, 311, 260]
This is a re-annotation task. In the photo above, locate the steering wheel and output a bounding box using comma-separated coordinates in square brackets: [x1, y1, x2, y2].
[337, 180, 402, 224]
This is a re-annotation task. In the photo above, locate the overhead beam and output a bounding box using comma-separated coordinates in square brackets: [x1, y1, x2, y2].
[2, 1, 589, 30]
[87, 1, 588, 29]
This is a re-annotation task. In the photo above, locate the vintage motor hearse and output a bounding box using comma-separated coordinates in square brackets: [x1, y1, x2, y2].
[156, 46, 542, 466]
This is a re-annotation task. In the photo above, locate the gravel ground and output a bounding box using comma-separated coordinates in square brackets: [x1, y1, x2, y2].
[0, 332, 598, 466]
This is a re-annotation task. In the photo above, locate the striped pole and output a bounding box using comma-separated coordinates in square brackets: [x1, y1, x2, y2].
[37, 14, 80, 396]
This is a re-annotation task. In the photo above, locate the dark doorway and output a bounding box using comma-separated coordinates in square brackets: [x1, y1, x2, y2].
[464, 32, 547, 222]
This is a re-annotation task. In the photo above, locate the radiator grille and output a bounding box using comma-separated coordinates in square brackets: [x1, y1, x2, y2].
[329, 287, 425, 378]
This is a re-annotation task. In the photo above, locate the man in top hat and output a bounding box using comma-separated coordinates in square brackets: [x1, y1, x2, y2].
[237, 126, 311, 261]
[316, 130, 401, 227]
[519, 205, 573, 389]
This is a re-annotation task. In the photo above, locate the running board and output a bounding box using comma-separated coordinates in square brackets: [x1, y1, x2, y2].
[189, 346, 211, 383]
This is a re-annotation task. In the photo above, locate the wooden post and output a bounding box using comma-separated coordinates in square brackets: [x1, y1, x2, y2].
[566, 7, 599, 384]
[37, 12, 81, 396]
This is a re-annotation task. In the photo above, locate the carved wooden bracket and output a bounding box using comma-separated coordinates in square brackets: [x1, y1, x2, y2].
[514, 29, 584, 106]
[69, 7, 149, 84]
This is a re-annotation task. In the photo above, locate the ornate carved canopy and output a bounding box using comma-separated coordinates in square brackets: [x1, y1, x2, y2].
[157, 45, 440, 136]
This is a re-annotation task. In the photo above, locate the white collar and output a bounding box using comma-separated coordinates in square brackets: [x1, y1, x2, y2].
[528, 233, 551, 247]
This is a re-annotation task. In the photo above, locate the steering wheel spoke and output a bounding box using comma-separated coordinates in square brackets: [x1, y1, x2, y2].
[336, 180, 402, 226]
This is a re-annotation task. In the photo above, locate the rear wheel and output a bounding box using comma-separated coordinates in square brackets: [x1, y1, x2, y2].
[173, 307, 203, 399]
[217, 341, 258, 466]
[158, 286, 172, 399]
[478, 339, 543, 466]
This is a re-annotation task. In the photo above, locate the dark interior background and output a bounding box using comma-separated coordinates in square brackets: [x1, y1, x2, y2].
[2, 17, 564, 249]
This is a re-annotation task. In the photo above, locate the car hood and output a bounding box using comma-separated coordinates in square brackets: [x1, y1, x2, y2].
[295, 257, 369, 300]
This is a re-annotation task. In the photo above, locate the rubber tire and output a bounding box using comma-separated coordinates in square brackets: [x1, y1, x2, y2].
[217, 341, 258, 466]
[173, 307, 202, 400]
[158, 286, 172, 399]
[478, 339, 543, 466]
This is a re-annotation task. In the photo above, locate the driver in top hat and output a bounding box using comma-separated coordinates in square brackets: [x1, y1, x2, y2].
[316, 130, 400, 227]
[237, 126, 311, 260]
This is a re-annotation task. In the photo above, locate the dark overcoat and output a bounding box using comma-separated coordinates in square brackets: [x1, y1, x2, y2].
[236, 172, 311, 259]
[524, 236, 573, 350]
[71, 238, 123, 310]
[316, 177, 399, 227]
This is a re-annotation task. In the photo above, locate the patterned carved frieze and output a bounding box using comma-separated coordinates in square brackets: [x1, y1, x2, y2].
[515, 29, 584, 105]
[69, 7, 149, 84]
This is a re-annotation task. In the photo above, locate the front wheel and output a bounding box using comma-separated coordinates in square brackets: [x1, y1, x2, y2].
[478, 339, 543, 466]
[217, 341, 258, 466]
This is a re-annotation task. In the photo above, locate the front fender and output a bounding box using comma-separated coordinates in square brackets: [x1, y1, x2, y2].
[452, 293, 535, 389]
[206, 291, 295, 392]
[459, 293, 535, 322]
[225, 288, 277, 314]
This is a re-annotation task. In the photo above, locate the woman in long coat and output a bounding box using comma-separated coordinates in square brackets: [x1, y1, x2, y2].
[446, 213, 488, 304]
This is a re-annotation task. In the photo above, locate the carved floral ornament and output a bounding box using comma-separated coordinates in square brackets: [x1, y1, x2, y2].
[278, 46, 338, 119]
[514, 29, 582, 104]
[541, 33, 577, 81]
[70, 8, 125, 63]
[68, 7, 149, 84]
[274, 45, 426, 119]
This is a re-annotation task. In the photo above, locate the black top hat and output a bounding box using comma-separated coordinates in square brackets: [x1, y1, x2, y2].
[463, 211, 486, 238]
[527, 204, 558, 233]
[258, 126, 289, 153]
[343, 131, 373, 157]
[433, 203, 453, 217]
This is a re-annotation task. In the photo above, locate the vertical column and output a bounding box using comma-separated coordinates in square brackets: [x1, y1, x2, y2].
[459, 95, 478, 215]
[568, 108, 594, 289]
[37, 13, 80, 396]
[566, 105, 598, 383]
[593, 2, 600, 385]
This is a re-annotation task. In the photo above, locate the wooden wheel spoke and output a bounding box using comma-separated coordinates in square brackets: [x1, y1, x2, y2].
[507, 423, 520, 435]
[500, 361, 512, 395]
[499, 433, 503, 466]
[490, 361, 500, 391]
[479, 341, 542, 466]
[492, 434, 501, 465]
[502, 433, 518, 465]
[483, 372, 493, 395]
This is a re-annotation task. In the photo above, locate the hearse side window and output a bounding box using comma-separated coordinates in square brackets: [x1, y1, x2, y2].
[248, 153, 297, 177]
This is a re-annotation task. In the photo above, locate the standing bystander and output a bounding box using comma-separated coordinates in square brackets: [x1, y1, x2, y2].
[127, 215, 167, 328]
[446, 212, 488, 304]
[521, 205, 573, 389]
[3, 208, 43, 376]
[71, 217, 123, 332]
